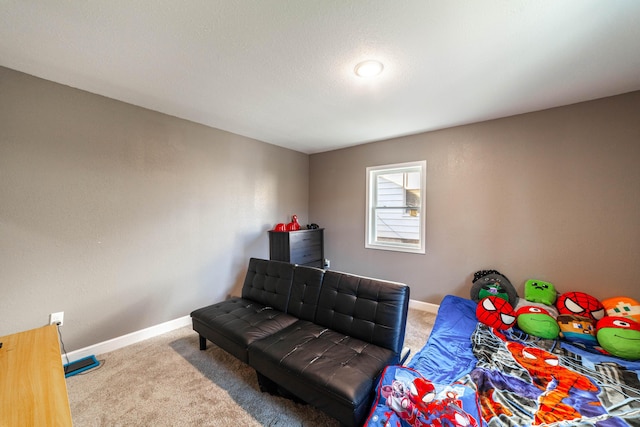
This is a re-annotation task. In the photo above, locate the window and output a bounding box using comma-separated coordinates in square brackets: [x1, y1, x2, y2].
[366, 161, 426, 254]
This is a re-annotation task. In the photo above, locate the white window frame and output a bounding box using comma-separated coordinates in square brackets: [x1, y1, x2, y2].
[365, 160, 426, 254]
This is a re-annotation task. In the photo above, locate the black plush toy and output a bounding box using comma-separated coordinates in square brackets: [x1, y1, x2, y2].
[470, 269, 519, 307]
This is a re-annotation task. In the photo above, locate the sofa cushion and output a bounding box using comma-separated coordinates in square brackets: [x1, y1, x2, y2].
[241, 258, 295, 313]
[191, 298, 298, 363]
[286, 264, 325, 321]
[248, 320, 396, 426]
[314, 270, 410, 355]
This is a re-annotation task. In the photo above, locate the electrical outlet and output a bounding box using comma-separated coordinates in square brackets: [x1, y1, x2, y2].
[49, 311, 64, 326]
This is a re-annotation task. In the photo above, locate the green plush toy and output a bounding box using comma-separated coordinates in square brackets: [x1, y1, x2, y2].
[596, 316, 640, 360]
[516, 305, 560, 339]
[524, 279, 557, 306]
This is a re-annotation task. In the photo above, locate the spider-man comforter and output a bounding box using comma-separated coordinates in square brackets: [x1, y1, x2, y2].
[365, 295, 640, 427]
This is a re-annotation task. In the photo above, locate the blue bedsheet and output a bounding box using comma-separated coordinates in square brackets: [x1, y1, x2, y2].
[365, 294, 640, 427]
[407, 295, 478, 383]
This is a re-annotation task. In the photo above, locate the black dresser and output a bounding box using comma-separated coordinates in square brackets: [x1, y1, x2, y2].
[268, 228, 324, 268]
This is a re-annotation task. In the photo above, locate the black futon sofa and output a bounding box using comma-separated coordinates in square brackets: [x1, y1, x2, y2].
[191, 258, 410, 426]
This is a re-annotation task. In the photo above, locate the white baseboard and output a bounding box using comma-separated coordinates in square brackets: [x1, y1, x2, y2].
[63, 315, 191, 363]
[409, 299, 440, 314]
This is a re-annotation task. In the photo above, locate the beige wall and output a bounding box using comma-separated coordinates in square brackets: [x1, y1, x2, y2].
[310, 91, 640, 304]
[3, 64, 639, 351]
[0, 67, 309, 350]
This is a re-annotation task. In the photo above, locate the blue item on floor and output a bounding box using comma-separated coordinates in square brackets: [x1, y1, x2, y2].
[64, 355, 99, 377]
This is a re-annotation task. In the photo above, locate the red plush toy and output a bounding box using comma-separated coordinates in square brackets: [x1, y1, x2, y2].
[556, 291, 605, 321]
[286, 214, 301, 231]
[476, 296, 517, 330]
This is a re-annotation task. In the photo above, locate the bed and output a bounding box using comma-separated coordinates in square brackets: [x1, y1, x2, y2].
[365, 295, 640, 427]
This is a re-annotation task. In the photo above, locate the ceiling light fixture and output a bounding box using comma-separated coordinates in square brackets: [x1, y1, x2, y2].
[354, 60, 384, 78]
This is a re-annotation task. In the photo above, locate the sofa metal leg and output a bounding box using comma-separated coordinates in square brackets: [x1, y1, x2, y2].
[256, 372, 279, 395]
[199, 335, 207, 350]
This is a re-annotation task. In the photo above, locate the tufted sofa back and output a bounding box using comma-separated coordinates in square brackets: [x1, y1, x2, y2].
[314, 270, 410, 354]
[286, 264, 325, 320]
[241, 258, 294, 313]
[239, 258, 410, 355]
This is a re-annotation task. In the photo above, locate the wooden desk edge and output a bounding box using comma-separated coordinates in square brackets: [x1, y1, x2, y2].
[0, 324, 73, 426]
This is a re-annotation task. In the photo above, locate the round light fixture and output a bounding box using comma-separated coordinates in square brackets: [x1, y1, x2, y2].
[354, 60, 384, 78]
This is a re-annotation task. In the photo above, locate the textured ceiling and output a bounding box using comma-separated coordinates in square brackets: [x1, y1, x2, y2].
[2, 1, 640, 154]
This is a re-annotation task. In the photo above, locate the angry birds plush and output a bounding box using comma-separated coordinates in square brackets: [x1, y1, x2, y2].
[524, 279, 557, 306]
[557, 314, 597, 346]
[556, 291, 605, 321]
[516, 305, 560, 339]
[470, 269, 519, 307]
[476, 296, 517, 330]
[601, 296, 640, 323]
[596, 316, 640, 360]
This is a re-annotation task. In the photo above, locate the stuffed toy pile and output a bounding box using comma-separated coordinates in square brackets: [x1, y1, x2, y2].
[471, 270, 640, 361]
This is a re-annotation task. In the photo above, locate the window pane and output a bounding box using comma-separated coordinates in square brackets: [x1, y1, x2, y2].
[406, 171, 420, 189]
[374, 207, 420, 244]
[376, 173, 404, 207]
[366, 161, 426, 254]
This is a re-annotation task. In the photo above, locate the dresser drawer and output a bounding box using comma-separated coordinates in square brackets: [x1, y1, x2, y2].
[290, 244, 322, 265]
[268, 228, 324, 268]
[289, 231, 322, 250]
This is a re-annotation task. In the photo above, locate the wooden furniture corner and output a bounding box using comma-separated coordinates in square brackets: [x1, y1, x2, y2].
[0, 324, 72, 426]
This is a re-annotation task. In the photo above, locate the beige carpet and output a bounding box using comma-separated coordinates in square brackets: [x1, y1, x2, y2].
[66, 308, 437, 426]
